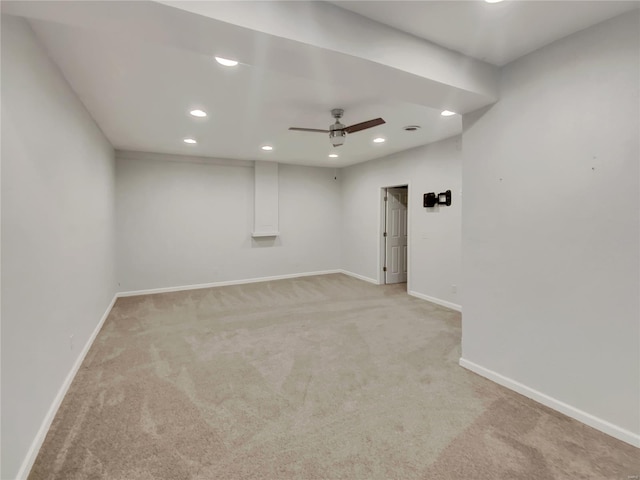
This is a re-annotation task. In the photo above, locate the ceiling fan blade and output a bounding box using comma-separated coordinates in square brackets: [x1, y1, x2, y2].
[289, 127, 330, 133]
[344, 118, 385, 134]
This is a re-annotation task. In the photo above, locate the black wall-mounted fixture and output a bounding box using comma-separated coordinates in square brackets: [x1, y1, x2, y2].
[423, 192, 437, 207]
[438, 190, 452, 206]
[424, 190, 452, 207]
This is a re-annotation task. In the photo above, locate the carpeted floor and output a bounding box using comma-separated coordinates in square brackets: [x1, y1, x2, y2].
[29, 274, 639, 479]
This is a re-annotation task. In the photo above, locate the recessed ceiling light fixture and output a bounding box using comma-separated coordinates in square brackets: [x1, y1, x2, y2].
[215, 56, 239, 67]
[328, 153, 339, 158]
[261, 145, 273, 151]
[485, 0, 505, 3]
[183, 138, 197, 144]
[441, 110, 456, 117]
[403, 125, 421, 131]
[189, 109, 207, 117]
[373, 137, 386, 143]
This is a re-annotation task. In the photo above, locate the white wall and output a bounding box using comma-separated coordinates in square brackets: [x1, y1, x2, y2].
[461, 12, 639, 443]
[1, 16, 117, 479]
[341, 136, 462, 309]
[115, 153, 341, 291]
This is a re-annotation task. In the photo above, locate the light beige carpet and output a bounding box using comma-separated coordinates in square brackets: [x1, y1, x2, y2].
[29, 274, 639, 479]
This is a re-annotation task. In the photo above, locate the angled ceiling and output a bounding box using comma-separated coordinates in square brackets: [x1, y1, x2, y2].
[2, 1, 635, 167]
[331, 1, 640, 66]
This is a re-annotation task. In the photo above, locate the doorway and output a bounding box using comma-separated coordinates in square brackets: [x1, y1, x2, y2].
[382, 186, 408, 285]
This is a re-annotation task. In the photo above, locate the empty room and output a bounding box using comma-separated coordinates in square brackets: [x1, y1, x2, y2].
[1, 1, 639, 479]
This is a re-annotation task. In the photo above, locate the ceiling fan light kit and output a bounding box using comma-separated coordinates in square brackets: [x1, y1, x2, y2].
[330, 130, 346, 147]
[289, 108, 385, 148]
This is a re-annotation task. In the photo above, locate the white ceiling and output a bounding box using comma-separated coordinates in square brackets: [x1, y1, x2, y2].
[26, 18, 461, 167]
[331, 1, 639, 66]
[3, 0, 637, 167]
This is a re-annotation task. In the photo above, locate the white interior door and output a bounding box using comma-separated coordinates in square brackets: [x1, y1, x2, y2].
[385, 187, 408, 284]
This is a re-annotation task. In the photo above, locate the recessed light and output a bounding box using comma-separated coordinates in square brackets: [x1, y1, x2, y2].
[373, 137, 386, 143]
[485, 0, 504, 3]
[328, 154, 338, 158]
[441, 110, 456, 117]
[403, 125, 421, 131]
[215, 56, 238, 67]
[261, 145, 273, 151]
[189, 109, 207, 118]
[183, 138, 197, 144]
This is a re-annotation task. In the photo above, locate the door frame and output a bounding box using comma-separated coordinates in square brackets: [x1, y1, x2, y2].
[378, 183, 411, 289]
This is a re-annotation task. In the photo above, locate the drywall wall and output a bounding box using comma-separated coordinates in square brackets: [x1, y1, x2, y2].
[341, 136, 462, 309]
[461, 12, 639, 443]
[1, 16, 117, 479]
[115, 154, 341, 291]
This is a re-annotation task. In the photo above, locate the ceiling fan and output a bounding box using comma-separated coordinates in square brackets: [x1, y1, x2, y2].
[289, 108, 385, 147]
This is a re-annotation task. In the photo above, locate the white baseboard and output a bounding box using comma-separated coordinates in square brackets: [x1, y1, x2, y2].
[16, 294, 119, 480]
[408, 290, 462, 312]
[338, 269, 379, 285]
[459, 358, 640, 448]
[117, 270, 342, 297]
